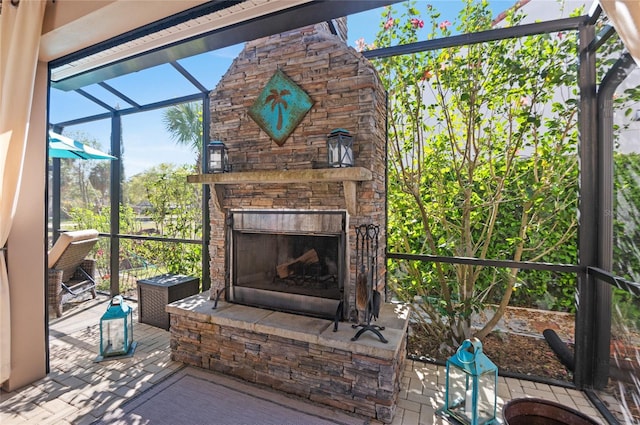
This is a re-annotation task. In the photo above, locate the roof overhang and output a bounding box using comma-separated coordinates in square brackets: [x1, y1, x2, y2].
[598, 0, 640, 65]
[46, 0, 401, 92]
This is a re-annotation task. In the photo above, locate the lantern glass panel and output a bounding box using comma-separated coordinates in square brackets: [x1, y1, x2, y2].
[477, 372, 497, 422]
[126, 311, 134, 347]
[101, 317, 127, 356]
[210, 149, 221, 170]
[446, 363, 473, 420]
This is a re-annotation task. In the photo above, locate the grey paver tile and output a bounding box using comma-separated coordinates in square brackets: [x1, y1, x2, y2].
[579, 407, 603, 421]
[497, 382, 510, 398]
[555, 393, 578, 409]
[39, 404, 79, 425]
[419, 404, 448, 425]
[526, 388, 558, 400]
[113, 384, 138, 398]
[72, 411, 101, 425]
[407, 377, 423, 393]
[390, 407, 405, 425]
[0, 411, 30, 424]
[147, 367, 177, 384]
[407, 391, 435, 406]
[534, 382, 553, 392]
[57, 375, 88, 389]
[566, 388, 584, 397]
[142, 362, 165, 374]
[507, 389, 530, 400]
[519, 379, 537, 389]
[15, 404, 55, 423]
[39, 397, 76, 414]
[504, 377, 522, 392]
[572, 394, 596, 407]
[400, 408, 420, 425]
[57, 388, 86, 405]
[551, 385, 570, 395]
[398, 397, 422, 413]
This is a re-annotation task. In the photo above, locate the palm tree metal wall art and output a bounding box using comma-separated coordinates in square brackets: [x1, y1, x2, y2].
[249, 69, 314, 146]
[266, 88, 291, 131]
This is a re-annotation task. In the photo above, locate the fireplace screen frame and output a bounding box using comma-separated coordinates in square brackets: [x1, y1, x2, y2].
[226, 209, 348, 320]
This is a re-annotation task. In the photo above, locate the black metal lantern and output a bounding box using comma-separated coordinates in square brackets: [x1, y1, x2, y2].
[207, 140, 229, 173]
[327, 128, 353, 167]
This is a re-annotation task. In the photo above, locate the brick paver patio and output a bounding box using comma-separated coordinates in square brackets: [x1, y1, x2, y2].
[0, 295, 606, 425]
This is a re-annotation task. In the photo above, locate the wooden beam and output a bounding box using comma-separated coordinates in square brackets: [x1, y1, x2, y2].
[188, 167, 372, 215]
[187, 167, 372, 184]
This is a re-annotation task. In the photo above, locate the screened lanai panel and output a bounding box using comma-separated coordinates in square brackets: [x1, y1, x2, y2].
[103, 63, 206, 106]
[50, 120, 113, 233]
[391, 258, 577, 381]
[592, 274, 640, 424]
[49, 88, 112, 123]
[120, 106, 202, 241]
[604, 66, 640, 425]
[382, 30, 581, 263]
[117, 239, 202, 300]
[612, 67, 640, 283]
[175, 44, 243, 89]
[379, 0, 586, 390]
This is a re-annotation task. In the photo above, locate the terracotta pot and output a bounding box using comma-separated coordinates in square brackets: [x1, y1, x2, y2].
[503, 398, 599, 425]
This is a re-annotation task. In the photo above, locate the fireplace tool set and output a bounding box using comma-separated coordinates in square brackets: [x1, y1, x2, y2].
[352, 224, 387, 343]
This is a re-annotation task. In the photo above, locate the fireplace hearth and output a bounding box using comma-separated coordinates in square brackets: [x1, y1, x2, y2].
[167, 293, 409, 423]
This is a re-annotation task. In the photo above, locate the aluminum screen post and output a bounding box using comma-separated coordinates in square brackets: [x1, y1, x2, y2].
[574, 19, 598, 390]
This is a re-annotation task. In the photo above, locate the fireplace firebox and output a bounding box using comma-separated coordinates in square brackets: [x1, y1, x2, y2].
[227, 209, 347, 320]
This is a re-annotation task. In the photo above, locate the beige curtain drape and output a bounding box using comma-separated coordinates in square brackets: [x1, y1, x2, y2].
[0, 0, 47, 384]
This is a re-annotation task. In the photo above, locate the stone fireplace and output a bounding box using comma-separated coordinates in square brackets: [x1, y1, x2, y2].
[172, 19, 408, 424]
[191, 19, 388, 321]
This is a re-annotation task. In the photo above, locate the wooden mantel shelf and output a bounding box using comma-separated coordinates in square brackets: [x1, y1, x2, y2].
[187, 167, 372, 185]
[187, 167, 373, 215]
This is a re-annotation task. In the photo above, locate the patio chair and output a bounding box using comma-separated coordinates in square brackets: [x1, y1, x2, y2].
[48, 229, 99, 317]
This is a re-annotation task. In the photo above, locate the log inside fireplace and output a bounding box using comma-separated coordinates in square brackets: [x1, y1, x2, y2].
[227, 210, 347, 320]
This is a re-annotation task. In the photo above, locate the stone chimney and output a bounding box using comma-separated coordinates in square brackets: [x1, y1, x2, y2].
[206, 18, 387, 320]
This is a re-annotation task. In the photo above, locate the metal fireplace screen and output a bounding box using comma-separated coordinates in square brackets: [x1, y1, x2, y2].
[227, 210, 347, 320]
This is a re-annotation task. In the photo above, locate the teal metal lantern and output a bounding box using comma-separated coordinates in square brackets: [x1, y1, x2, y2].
[444, 338, 497, 425]
[327, 128, 353, 167]
[100, 295, 134, 357]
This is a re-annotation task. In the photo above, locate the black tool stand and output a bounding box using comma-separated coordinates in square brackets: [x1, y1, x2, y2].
[351, 224, 387, 343]
[351, 311, 387, 343]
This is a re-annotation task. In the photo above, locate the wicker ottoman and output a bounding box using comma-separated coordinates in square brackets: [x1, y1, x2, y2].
[137, 274, 199, 330]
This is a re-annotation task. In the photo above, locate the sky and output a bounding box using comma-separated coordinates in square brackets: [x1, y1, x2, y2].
[49, 0, 604, 178]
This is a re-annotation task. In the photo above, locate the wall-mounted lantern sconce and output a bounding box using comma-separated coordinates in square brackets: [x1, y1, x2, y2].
[207, 140, 230, 173]
[327, 128, 353, 168]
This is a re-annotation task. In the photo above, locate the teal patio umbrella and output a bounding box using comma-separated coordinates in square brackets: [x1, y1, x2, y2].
[48, 131, 116, 160]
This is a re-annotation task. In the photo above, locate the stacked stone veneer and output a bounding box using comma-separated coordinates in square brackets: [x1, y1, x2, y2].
[206, 20, 387, 316]
[168, 296, 408, 423]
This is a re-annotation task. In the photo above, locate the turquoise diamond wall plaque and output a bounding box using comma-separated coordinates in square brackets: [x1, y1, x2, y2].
[248, 70, 314, 146]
